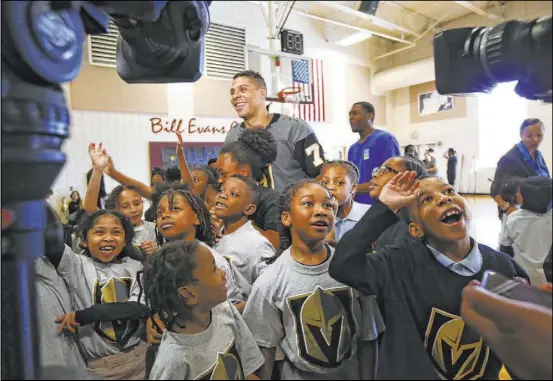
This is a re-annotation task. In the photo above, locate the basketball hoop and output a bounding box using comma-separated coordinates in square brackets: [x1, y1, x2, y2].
[277, 86, 303, 117]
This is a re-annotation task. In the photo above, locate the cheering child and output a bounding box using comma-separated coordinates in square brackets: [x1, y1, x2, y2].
[143, 241, 265, 380]
[85, 143, 157, 259]
[214, 175, 274, 299]
[330, 173, 529, 380]
[242, 180, 382, 380]
[319, 160, 369, 243]
[48, 210, 150, 380]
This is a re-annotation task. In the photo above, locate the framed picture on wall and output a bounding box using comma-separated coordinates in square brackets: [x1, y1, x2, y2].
[418, 91, 453, 116]
[149, 142, 223, 171]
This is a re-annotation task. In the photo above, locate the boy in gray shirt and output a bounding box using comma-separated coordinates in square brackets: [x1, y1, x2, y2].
[214, 175, 274, 299]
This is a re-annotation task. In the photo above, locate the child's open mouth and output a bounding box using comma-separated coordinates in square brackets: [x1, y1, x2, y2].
[100, 246, 116, 253]
[440, 208, 463, 225]
[160, 223, 175, 231]
[311, 220, 330, 228]
[215, 201, 227, 209]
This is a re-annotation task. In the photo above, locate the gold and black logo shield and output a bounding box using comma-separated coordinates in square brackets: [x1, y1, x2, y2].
[424, 307, 490, 380]
[92, 276, 140, 346]
[287, 286, 357, 369]
[197, 340, 245, 380]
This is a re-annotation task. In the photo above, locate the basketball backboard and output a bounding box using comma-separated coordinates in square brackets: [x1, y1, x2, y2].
[246, 46, 314, 105]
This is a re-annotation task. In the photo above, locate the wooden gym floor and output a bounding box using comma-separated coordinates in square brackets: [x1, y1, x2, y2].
[463, 195, 501, 249]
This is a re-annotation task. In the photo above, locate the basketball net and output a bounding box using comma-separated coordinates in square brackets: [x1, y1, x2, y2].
[278, 87, 302, 118]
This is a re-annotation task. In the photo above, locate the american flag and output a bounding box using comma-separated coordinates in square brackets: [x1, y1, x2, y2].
[292, 58, 326, 122]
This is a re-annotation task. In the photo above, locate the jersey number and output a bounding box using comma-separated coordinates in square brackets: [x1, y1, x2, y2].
[305, 143, 324, 167]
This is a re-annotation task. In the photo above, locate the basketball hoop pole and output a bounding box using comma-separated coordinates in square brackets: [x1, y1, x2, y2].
[267, 1, 280, 101]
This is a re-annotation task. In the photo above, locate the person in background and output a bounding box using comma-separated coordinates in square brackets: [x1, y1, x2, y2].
[208, 158, 218, 169]
[461, 283, 552, 381]
[145, 168, 167, 222]
[496, 177, 522, 257]
[347, 102, 401, 205]
[423, 148, 438, 176]
[318, 160, 369, 244]
[491, 118, 550, 220]
[500, 176, 552, 286]
[443, 148, 458, 187]
[166, 166, 182, 183]
[225, 70, 326, 192]
[404, 145, 418, 160]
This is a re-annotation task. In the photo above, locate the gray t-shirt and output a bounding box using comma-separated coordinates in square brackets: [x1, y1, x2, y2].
[133, 221, 157, 246]
[150, 301, 265, 380]
[57, 245, 145, 360]
[225, 114, 326, 191]
[242, 246, 383, 380]
[201, 241, 245, 303]
[35, 257, 88, 372]
[500, 209, 552, 285]
[215, 221, 273, 299]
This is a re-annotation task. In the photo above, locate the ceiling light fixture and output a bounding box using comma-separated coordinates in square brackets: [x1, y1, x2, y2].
[335, 31, 373, 46]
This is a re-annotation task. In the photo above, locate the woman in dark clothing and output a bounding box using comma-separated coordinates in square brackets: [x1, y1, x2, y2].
[67, 191, 84, 223]
[491, 118, 550, 219]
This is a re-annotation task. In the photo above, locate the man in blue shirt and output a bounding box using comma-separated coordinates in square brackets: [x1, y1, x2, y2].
[347, 102, 400, 205]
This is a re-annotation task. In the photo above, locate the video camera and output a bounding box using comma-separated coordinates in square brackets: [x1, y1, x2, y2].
[433, 16, 552, 102]
[1, 1, 211, 379]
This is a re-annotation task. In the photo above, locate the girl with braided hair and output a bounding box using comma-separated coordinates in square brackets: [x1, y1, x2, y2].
[141, 241, 264, 380]
[145, 182, 245, 365]
[242, 180, 381, 380]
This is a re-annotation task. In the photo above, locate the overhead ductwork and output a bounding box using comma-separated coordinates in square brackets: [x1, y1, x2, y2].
[371, 57, 435, 95]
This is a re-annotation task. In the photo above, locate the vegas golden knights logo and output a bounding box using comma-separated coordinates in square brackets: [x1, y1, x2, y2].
[287, 286, 357, 369]
[197, 340, 245, 380]
[93, 276, 140, 346]
[424, 308, 490, 380]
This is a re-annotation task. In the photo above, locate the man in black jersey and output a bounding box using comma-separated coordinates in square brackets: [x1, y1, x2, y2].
[225, 70, 326, 191]
[330, 173, 528, 380]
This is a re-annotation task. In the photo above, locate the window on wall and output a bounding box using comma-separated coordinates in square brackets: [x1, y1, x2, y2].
[478, 82, 527, 168]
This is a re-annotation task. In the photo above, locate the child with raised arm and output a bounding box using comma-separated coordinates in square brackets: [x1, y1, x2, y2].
[85, 143, 157, 260]
[47, 210, 150, 379]
[330, 173, 529, 380]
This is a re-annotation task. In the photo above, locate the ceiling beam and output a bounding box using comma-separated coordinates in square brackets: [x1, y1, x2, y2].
[453, 1, 504, 21]
[314, 1, 422, 38]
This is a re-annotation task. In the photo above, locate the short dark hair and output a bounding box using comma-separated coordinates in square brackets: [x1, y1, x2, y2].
[427, 148, 434, 153]
[166, 166, 182, 182]
[321, 160, 361, 184]
[520, 118, 544, 134]
[229, 174, 259, 203]
[499, 177, 523, 206]
[207, 158, 217, 166]
[353, 102, 375, 122]
[519, 176, 552, 214]
[233, 70, 267, 89]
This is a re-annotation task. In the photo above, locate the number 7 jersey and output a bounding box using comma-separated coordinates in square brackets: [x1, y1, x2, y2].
[224, 113, 326, 192]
